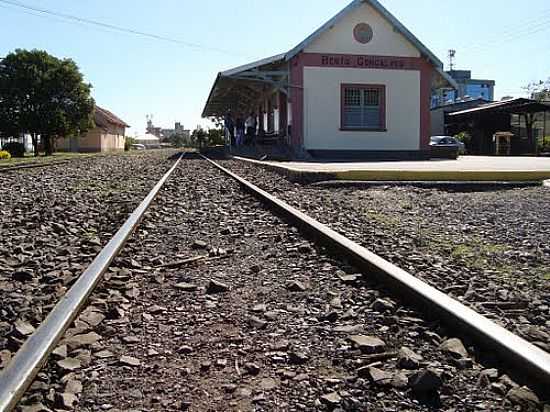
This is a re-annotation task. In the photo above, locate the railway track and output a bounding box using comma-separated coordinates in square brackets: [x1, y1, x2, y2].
[0, 152, 549, 411]
[0, 161, 72, 173]
[223, 159, 550, 346]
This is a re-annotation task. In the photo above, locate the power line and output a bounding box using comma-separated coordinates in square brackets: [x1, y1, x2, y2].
[0, 3, 149, 40]
[455, 7, 550, 51]
[0, 0, 241, 56]
[466, 18, 550, 53]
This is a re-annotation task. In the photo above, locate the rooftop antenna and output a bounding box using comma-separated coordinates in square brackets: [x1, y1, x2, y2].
[448, 49, 456, 71]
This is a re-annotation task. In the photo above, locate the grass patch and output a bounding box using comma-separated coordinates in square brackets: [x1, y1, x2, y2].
[450, 242, 507, 260]
[433, 238, 514, 275]
[364, 209, 400, 227]
[68, 178, 132, 195]
[0, 152, 98, 168]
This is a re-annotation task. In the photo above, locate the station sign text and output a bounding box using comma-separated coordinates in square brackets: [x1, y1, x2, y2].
[318, 54, 417, 70]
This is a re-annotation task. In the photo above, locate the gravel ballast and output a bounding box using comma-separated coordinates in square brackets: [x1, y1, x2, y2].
[0, 150, 179, 367]
[221, 160, 550, 354]
[13, 156, 546, 411]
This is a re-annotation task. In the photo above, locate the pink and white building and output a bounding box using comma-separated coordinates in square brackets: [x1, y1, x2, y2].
[202, 0, 456, 160]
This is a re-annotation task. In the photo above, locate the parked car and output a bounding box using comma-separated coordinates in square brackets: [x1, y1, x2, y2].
[131, 143, 146, 150]
[430, 136, 464, 159]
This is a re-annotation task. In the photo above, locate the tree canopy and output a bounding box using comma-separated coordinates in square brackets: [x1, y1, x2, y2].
[0, 49, 95, 155]
[524, 78, 550, 101]
[191, 127, 208, 149]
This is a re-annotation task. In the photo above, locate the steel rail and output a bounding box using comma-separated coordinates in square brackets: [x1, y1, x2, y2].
[0, 153, 184, 412]
[202, 154, 550, 390]
[0, 160, 71, 173]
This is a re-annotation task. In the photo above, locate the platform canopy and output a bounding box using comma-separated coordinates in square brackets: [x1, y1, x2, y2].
[202, 53, 288, 118]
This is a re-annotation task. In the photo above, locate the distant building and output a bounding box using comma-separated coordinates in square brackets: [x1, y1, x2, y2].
[430, 98, 487, 136]
[147, 118, 190, 141]
[446, 98, 550, 155]
[160, 122, 191, 141]
[57, 106, 129, 152]
[431, 70, 495, 108]
[146, 118, 162, 138]
[134, 133, 161, 149]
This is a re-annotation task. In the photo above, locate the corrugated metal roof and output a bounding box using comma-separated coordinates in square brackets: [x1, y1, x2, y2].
[449, 98, 550, 117]
[430, 97, 488, 111]
[221, 53, 286, 77]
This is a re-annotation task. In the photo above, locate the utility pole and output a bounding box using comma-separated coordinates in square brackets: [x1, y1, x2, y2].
[448, 49, 456, 71]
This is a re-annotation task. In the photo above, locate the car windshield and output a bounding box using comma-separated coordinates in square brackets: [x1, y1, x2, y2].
[431, 136, 457, 144]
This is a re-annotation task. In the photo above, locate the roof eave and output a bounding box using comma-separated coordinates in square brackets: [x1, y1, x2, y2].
[368, 0, 443, 68]
[435, 66, 459, 89]
[202, 72, 222, 118]
[221, 53, 286, 77]
[285, 0, 363, 61]
[203, 53, 288, 118]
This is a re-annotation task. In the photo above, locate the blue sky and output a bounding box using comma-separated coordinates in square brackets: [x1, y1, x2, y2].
[1, 0, 549, 134]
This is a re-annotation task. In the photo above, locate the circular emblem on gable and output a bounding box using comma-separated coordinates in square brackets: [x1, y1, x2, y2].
[353, 23, 373, 44]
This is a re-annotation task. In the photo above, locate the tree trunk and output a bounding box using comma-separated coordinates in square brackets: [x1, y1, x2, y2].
[44, 134, 53, 156]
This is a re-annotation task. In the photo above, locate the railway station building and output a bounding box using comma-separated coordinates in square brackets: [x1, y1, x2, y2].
[203, 0, 456, 160]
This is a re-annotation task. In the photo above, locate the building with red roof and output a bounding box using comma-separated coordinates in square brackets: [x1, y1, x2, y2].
[57, 105, 129, 152]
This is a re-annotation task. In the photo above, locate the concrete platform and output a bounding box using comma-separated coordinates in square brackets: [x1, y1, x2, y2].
[235, 156, 550, 183]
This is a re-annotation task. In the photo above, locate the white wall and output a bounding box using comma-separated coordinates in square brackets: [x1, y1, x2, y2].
[304, 2, 420, 58]
[303, 67, 420, 151]
[263, 113, 268, 132]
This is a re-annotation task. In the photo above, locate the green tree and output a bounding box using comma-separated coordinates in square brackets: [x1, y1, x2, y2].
[521, 78, 550, 153]
[0, 49, 94, 156]
[524, 78, 550, 101]
[207, 128, 224, 146]
[168, 132, 185, 148]
[191, 126, 207, 149]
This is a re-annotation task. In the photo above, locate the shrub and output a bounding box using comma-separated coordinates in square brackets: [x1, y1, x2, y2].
[2, 141, 25, 157]
[208, 129, 224, 146]
[124, 136, 136, 151]
[0, 150, 11, 160]
[454, 131, 471, 145]
[539, 136, 550, 153]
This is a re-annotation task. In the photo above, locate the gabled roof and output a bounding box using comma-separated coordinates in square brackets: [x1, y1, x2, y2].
[95, 106, 130, 128]
[203, 0, 457, 117]
[283, 0, 456, 89]
[217, 0, 451, 80]
[286, 0, 443, 68]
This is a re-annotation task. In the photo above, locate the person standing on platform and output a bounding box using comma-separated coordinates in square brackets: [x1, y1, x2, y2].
[235, 115, 245, 146]
[245, 112, 256, 145]
[224, 111, 235, 146]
